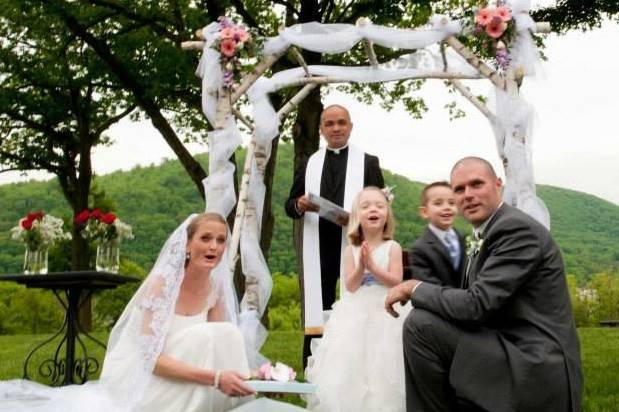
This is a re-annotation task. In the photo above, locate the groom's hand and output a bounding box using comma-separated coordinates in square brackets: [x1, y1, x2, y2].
[385, 280, 417, 318]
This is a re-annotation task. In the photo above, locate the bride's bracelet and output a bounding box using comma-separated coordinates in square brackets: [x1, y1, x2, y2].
[214, 370, 221, 389]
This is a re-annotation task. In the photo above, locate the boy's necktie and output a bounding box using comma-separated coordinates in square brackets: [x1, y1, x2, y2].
[444, 232, 460, 270]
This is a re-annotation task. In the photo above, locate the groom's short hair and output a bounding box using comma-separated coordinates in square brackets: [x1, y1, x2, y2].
[450, 157, 497, 179]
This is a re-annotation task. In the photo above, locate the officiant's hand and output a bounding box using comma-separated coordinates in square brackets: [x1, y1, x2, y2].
[385, 280, 417, 318]
[217, 370, 255, 397]
[296, 195, 319, 213]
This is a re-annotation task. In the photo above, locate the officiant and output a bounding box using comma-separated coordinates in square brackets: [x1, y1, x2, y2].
[284, 104, 384, 368]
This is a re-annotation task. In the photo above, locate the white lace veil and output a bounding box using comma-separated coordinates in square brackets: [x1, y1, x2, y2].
[98, 213, 239, 409]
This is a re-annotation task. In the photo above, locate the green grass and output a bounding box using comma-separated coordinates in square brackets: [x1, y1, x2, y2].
[578, 328, 619, 411]
[1, 329, 618, 410]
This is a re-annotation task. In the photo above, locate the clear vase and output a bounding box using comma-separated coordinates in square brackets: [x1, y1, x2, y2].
[24, 247, 49, 275]
[96, 240, 120, 273]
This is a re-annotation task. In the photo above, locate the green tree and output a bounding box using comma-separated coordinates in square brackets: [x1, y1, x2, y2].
[0, 2, 136, 270]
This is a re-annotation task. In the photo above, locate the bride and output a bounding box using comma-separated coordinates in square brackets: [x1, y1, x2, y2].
[0, 213, 304, 412]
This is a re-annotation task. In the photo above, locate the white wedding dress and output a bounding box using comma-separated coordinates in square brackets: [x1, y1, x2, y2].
[304, 240, 410, 412]
[138, 290, 250, 411]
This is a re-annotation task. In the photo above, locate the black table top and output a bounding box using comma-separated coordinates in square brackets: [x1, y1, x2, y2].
[0, 271, 141, 290]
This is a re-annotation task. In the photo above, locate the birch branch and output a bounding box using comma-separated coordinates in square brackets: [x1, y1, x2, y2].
[228, 134, 257, 269]
[277, 83, 317, 118]
[290, 47, 310, 76]
[445, 36, 506, 90]
[230, 48, 289, 103]
[356, 17, 378, 68]
[232, 107, 253, 129]
[449, 79, 496, 123]
[181, 41, 205, 50]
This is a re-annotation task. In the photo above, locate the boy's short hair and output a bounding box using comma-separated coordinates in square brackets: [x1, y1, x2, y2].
[420, 181, 452, 206]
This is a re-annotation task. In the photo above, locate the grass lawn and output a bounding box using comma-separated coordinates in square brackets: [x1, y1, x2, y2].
[1, 328, 617, 410]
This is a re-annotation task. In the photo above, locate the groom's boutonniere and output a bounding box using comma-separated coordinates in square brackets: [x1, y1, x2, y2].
[466, 235, 484, 257]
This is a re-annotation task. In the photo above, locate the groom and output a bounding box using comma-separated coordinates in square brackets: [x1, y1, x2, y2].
[386, 157, 583, 411]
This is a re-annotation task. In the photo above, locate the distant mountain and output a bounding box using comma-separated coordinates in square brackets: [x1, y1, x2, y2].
[1, 144, 618, 281]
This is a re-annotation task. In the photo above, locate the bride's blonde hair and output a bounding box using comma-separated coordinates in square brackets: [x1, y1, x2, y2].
[347, 186, 395, 246]
[187, 212, 227, 240]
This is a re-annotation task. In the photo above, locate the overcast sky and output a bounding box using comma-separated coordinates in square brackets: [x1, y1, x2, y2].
[2, 6, 618, 206]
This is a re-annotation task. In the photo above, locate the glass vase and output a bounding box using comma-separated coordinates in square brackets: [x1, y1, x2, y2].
[24, 247, 49, 275]
[96, 240, 120, 273]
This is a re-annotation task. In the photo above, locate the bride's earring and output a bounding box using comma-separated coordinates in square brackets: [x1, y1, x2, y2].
[185, 251, 191, 262]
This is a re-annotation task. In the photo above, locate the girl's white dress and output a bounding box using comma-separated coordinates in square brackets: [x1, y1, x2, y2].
[304, 240, 411, 412]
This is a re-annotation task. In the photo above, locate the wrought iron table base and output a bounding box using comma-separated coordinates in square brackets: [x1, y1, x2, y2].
[23, 289, 106, 386]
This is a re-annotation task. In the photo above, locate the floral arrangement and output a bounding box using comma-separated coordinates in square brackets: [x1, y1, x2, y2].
[212, 17, 262, 89]
[75, 209, 133, 243]
[381, 185, 396, 204]
[465, 234, 485, 257]
[471, 2, 516, 70]
[257, 361, 297, 382]
[11, 211, 71, 250]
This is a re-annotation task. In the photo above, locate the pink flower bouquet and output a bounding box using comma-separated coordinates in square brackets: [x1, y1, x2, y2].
[212, 17, 262, 89]
[472, 4, 516, 70]
[257, 362, 297, 382]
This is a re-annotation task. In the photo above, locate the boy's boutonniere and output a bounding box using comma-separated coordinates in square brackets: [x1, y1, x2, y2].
[466, 234, 484, 257]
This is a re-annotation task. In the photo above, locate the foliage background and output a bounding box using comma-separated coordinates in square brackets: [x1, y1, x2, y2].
[2, 144, 618, 279]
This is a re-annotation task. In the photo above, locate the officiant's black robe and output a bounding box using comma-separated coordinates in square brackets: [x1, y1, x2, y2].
[285, 147, 384, 366]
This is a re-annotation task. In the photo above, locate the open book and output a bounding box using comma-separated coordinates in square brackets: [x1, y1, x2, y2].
[307, 192, 349, 226]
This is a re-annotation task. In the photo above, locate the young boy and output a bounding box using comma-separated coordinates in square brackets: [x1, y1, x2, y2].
[407, 181, 465, 287]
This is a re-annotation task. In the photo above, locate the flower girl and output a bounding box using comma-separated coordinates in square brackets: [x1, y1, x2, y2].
[305, 186, 409, 412]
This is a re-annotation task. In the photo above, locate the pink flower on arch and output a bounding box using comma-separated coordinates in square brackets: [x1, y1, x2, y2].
[234, 28, 250, 43]
[220, 27, 235, 40]
[485, 17, 507, 38]
[475, 8, 493, 26]
[220, 39, 237, 57]
[494, 6, 512, 22]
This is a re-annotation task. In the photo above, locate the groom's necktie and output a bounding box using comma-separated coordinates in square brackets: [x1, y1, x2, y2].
[444, 232, 460, 270]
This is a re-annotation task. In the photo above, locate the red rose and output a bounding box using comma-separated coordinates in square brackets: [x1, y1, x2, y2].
[75, 209, 90, 224]
[90, 209, 103, 220]
[101, 213, 117, 225]
[21, 218, 34, 230]
[27, 211, 45, 221]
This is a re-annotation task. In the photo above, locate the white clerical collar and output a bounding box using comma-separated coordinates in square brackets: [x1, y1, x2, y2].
[428, 224, 455, 242]
[473, 202, 504, 239]
[326, 143, 349, 154]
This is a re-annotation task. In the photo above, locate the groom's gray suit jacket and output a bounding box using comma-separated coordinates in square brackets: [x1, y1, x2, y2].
[411, 204, 583, 412]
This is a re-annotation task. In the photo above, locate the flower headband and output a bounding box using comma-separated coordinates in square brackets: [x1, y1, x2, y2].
[381, 185, 396, 204]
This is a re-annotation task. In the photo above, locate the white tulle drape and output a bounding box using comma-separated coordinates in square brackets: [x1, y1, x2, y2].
[490, 0, 550, 228]
[194, 0, 549, 366]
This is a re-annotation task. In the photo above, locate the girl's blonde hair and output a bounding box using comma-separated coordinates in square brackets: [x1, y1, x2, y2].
[347, 186, 395, 246]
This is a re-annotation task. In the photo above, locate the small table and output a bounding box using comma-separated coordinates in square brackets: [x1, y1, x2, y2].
[0, 271, 140, 386]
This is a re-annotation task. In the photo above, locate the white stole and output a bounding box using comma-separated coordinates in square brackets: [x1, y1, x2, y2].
[302, 144, 364, 334]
